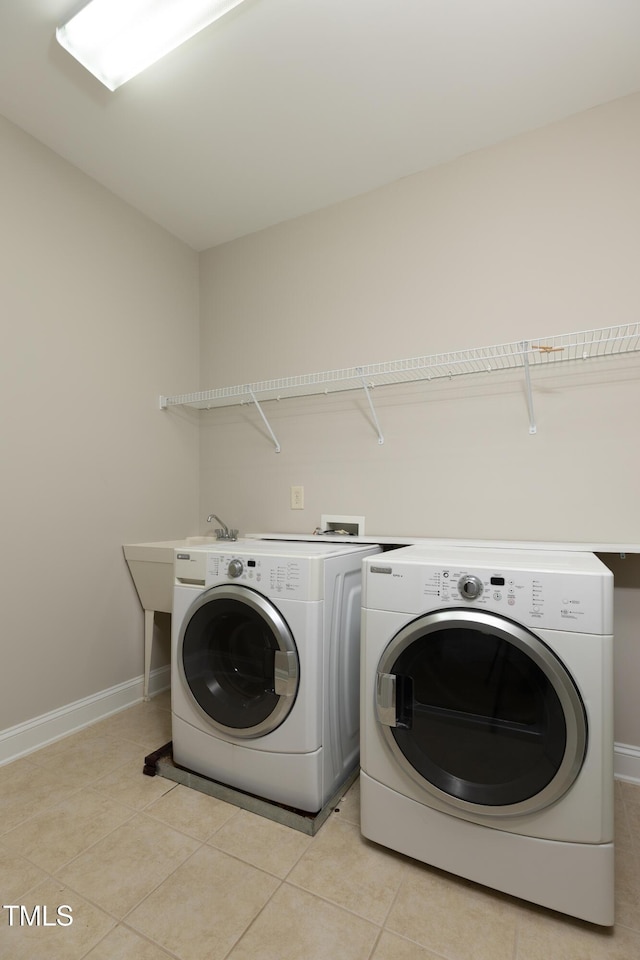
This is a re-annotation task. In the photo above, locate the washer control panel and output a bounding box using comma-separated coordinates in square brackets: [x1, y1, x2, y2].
[177, 542, 378, 602]
[204, 552, 312, 598]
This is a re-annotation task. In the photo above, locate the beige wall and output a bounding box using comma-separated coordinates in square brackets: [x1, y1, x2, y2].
[0, 115, 200, 732]
[199, 93, 640, 747]
[198, 92, 640, 542]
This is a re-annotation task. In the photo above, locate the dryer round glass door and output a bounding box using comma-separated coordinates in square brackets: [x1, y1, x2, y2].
[179, 585, 299, 739]
[375, 608, 587, 817]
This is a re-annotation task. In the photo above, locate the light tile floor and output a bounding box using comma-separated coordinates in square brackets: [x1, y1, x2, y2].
[1, 693, 639, 960]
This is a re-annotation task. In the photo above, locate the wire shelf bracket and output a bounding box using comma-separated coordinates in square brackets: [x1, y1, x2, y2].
[358, 368, 384, 444]
[247, 387, 281, 453]
[522, 341, 537, 435]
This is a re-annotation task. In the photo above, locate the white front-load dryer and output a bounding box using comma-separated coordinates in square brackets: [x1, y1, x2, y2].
[172, 539, 380, 812]
[360, 544, 614, 925]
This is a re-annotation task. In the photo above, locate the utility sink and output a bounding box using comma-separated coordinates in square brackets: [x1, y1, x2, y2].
[123, 538, 217, 611]
[123, 537, 217, 699]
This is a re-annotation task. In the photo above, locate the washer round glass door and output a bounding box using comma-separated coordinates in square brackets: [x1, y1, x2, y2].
[376, 608, 587, 817]
[179, 585, 299, 739]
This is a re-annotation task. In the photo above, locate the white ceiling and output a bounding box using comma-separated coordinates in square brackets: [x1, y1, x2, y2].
[1, 1, 639, 251]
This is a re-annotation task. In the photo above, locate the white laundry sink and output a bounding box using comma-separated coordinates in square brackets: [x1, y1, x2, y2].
[123, 537, 217, 699]
[123, 538, 217, 611]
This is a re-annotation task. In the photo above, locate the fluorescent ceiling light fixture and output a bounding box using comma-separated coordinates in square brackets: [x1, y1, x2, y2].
[56, 0, 248, 91]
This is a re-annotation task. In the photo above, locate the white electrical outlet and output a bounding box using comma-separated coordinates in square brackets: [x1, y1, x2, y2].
[290, 485, 304, 509]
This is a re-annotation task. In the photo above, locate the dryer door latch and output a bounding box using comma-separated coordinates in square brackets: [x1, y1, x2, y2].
[376, 672, 398, 727]
[377, 672, 413, 729]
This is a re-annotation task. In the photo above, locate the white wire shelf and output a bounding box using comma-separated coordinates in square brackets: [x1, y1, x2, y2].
[159, 323, 640, 449]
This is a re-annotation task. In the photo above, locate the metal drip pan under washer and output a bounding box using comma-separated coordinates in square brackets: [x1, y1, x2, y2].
[143, 742, 358, 836]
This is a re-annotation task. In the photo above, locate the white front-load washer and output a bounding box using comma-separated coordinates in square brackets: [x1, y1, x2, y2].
[172, 539, 380, 812]
[360, 544, 614, 925]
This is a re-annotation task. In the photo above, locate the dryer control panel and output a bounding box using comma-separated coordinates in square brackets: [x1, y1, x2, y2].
[425, 565, 590, 629]
[364, 547, 613, 634]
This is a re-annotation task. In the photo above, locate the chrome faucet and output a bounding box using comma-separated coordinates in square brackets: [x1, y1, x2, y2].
[206, 514, 238, 541]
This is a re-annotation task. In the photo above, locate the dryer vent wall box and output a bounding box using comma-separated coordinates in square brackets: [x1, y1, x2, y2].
[321, 515, 365, 536]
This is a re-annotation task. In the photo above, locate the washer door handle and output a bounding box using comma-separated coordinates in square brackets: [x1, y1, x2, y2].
[376, 672, 398, 727]
[274, 650, 298, 697]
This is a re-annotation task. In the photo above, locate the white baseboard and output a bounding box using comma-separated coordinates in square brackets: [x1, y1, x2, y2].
[614, 742, 640, 785]
[0, 666, 170, 767]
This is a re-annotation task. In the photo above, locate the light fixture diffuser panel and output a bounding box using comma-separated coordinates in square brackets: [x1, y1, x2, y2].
[56, 0, 248, 91]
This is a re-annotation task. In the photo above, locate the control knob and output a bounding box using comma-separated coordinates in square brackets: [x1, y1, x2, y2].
[228, 559, 244, 579]
[458, 574, 484, 600]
